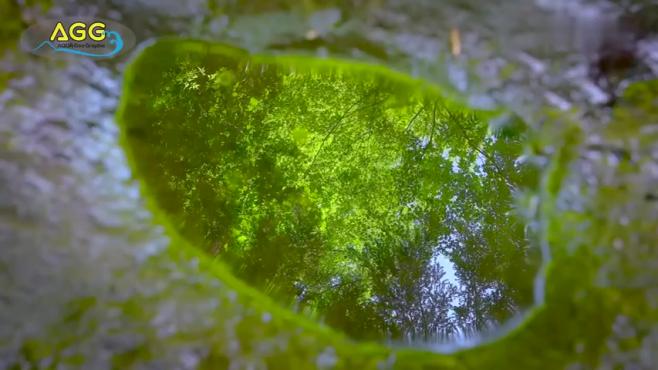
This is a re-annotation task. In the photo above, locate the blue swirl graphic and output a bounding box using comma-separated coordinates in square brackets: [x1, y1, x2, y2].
[32, 30, 123, 58]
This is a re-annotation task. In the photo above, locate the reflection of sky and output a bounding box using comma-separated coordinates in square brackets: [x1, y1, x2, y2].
[434, 253, 457, 286]
[431, 246, 473, 345]
[432, 251, 460, 310]
[433, 136, 492, 297]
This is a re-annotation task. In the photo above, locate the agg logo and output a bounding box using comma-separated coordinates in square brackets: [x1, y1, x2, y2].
[21, 18, 136, 59]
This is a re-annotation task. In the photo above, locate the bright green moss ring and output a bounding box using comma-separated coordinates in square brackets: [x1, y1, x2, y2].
[116, 38, 603, 368]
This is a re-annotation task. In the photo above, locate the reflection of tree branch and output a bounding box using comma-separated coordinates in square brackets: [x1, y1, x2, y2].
[333, 123, 376, 169]
[422, 102, 438, 158]
[304, 89, 385, 175]
[335, 104, 425, 176]
[405, 106, 425, 132]
[306, 101, 361, 171]
[451, 112, 514, 189]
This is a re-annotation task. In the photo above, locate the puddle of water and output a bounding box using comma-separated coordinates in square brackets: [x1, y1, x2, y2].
[118, 40, 542, 345]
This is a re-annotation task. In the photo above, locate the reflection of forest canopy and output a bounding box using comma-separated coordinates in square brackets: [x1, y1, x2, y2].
[128, 48, 539, 343]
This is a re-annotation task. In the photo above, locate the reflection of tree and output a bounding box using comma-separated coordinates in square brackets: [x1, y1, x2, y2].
[360, 233, 458, 341]
[136, 55, 540, 343]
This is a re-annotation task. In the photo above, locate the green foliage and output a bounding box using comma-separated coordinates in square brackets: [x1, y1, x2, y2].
[118, 38, 538, 344]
